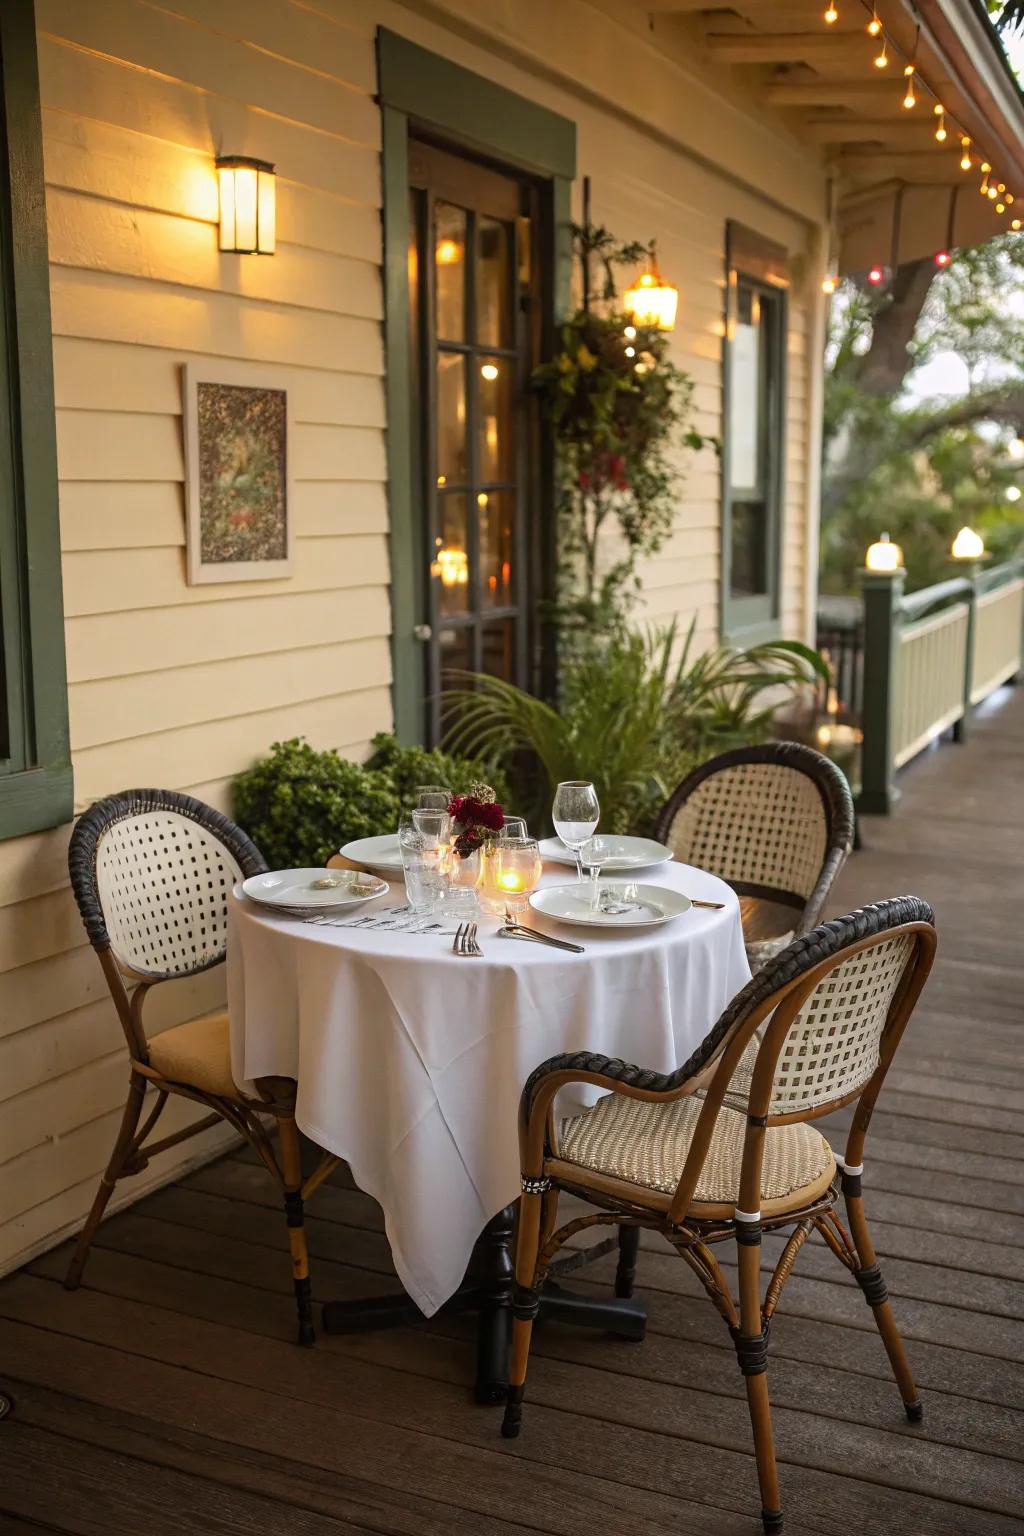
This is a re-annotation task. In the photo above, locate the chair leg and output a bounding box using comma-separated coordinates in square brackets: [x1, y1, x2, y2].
[65, 1072, 147, 1290]
[614, 1224, 640, 1298]
[277, 1114, 315, 1346]
[844, 1183, 921, 1421]
[735, 1234, 783, 1533]
[500, 1186, 551, 1439]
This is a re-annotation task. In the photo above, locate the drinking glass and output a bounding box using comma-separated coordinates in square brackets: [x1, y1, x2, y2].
[413, 784, 450, 811]
[495, 837, 543, 919]
[398, 825, 446, 913]
[501, 816, 528, 841]
[581, 834, 616, 909]
[552, 781, 600, 880]
[412, 807, 452, 847]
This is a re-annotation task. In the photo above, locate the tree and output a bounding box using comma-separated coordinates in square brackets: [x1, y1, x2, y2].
[822, 236, 1024, 592]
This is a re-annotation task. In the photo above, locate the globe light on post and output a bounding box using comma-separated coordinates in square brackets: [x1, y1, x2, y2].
[865, 532, 903, 572]
[951, 526, 985, 560]
[216, 156, 276, 254]
[623, 267, 679, 332]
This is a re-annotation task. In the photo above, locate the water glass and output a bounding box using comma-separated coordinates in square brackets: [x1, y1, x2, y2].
[494, 837, 543, 919]
[413, 784, 451, 811]
[412, 807, 452, 847]
[581, 835, 616, 909]
[552, 780, 600, 879]
[398, 824, 446, 913]
[501, 816, 529, 841]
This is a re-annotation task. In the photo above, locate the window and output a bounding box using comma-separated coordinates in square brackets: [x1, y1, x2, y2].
[722, 223, 788, 638]
[0, 2, 71, 839]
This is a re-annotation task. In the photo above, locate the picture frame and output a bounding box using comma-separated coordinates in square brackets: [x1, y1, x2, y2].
[182, 361, 294, 584]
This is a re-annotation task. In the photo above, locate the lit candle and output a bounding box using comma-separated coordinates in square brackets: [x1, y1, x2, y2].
[497, 869, 527, 894]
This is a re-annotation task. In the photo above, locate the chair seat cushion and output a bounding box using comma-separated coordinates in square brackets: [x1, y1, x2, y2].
[558, 1090, 835, 1212]
[146, 1011, 240, 1100]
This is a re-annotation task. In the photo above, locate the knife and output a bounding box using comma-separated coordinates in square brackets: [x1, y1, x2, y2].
[497, 924, 585, 954]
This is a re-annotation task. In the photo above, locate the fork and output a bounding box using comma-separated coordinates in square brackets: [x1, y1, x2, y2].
[452, 921, 483, 956]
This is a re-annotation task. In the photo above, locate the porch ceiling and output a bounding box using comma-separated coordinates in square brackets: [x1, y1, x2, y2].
[635, 0, 1024, 269]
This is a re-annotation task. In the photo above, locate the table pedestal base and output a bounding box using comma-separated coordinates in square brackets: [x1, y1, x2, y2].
[320, 1205, 647, 1404]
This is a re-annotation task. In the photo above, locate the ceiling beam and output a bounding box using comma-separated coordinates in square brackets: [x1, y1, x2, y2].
[801, 117, 959, 144]
[703, 33, 865, 64]
[762, 80, 919, 107]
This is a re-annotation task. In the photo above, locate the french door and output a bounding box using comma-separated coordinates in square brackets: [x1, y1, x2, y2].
[408, 138, 541, 743]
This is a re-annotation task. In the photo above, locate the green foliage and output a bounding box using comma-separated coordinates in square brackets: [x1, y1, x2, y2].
[442, 622, 828, 834]
[232, 738, 401, 869]
[532, 223, 709, 637]
[364, 732, 511, 812]
[232, 733, 509, 868]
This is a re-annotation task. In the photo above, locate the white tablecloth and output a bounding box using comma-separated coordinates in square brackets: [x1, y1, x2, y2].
[227, 860, 750, 1316]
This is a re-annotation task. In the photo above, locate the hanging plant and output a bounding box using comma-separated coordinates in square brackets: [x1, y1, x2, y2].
[532, 222, 710, 638]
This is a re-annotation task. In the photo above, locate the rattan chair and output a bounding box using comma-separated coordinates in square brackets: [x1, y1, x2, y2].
[502, 895, 936, 1534]
[64, 788, 337, 1345]
[653, 742, 856, 972]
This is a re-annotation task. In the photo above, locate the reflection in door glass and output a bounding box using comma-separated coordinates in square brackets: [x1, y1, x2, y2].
[436, 352, 467, 485]
[476, 217, 512, 349]
[434, 493, 470, 616]
[481, 620, 515, 680]
[435, 203, 466, 342]
[478, 490, 513, 609]
[439, 624, 473, 681]
[477, 357, 512, 482]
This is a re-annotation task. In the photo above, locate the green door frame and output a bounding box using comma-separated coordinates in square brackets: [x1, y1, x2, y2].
[0, 0, 71, 839]
[377, 29, 576, 742]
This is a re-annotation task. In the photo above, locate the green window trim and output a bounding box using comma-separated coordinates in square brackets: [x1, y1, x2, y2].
[720, 221, 788, 645]
[377, 28, 576, 742]
[0, 0, 71, 840]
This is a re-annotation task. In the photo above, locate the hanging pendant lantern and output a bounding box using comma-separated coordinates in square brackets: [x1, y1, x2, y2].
[623, 265, 679, 332]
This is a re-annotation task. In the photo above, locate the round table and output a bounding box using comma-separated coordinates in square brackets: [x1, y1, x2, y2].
[227, 856, 751, 1319]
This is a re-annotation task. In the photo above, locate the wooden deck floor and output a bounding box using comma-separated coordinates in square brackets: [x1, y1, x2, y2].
[2, 689, 1023, 1535]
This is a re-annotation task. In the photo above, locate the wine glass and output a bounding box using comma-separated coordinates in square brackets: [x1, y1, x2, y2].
[580, 834, 616, 909]
[552, 781, 600, 880]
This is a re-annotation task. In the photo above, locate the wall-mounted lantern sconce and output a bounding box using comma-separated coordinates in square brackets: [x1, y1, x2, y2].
[216, 156, 276, 254]
[623, 266, 679, 332]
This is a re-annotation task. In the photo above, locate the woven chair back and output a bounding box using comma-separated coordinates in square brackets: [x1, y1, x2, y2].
[663, 759, 828, 901]
[763, 930, 915, 1115]
[68, 789, 266, 981]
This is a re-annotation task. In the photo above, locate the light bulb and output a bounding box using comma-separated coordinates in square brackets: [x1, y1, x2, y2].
[867, 10, 881, 35]
[1007, 194, 1015, 205]
[1013, 218, 1022, 230]
[934, 250, 951, 267]
[989, 185, 999, 200]
[997, 202, 1006, 214]
[981, 175, 990, 195]
[873, 41, 888, 67]
[981, 161, 991, 173]
[824, 3, 838, 20]
[867, 265, 884, 284]
[903, 88, 916, 109]
[961, 152, 972, 171]
[822, 275, 837, 295]
[998, 182, 1006, 192]
[933, 102, 944, 116]
[935, 123, 946, 142]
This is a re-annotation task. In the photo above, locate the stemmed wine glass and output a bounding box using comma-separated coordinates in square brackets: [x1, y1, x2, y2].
[580, 834, 615, 909]
[552, 780, 600, 880]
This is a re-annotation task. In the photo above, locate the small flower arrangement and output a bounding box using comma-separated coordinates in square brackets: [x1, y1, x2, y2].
[448, 781, 505, 858]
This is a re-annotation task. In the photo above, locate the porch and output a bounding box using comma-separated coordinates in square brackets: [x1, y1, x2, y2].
[1, 686, 1020, 1535]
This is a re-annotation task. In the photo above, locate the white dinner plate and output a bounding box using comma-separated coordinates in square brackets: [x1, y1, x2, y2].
[539, 834, 674, 870]
[338, 833, 404, 877]
[242, 868, 388, 913]
[529, 880, 691, 929]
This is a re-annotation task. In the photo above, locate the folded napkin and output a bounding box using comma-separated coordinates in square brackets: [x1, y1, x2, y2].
[309, 903, 460, 934]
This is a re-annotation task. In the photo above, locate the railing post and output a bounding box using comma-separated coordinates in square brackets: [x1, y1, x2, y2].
[858, 565, 904, 815]
[952, 559, 980, 743]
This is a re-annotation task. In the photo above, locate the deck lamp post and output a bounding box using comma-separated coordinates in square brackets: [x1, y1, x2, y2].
[860, 535, 906, 815]
[951, 527, 986, 742]
[217, 156, 276, 254]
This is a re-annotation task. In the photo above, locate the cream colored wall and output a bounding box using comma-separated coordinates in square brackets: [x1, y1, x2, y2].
[0, 0, 828, 1276]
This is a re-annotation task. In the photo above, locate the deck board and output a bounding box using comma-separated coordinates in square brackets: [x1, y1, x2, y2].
[1, 687, 1022, 1532]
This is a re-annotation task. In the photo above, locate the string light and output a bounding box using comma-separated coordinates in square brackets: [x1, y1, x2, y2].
[873, 36, 888, 67]
[960, 137, 972, 171]
[989, 184, 999, 200]
[867, 265, 885, 284]
[824, 2, 839, 20]
[934, 108, 946, 142]
[997, 202, 1006, 214]
[1013, 218, 1022, 230]
[867, 7, 881, 35]
[902, 68, 916, 110]
[981, 172, 990, 196]
[981, 161, 992, 173]
[822, 275, 838, 295]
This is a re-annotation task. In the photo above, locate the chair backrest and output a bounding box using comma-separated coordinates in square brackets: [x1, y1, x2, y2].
[654, 743, 855, 908]
[689, 895, 934, 1122]
[68, 789, 267, 981]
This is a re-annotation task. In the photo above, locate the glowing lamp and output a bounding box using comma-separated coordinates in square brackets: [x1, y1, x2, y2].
[951, 526, 985, 560]
[623, 268, 679, 331]
[867, 265, 885, 285]
[1007, 485, 1022, 502]
[1013, 219, 1022, 231]
[824, 4, 838, 21]
[934, 251, 951, 267]
[1008, 438, 1024, 460]
[433, 545, 469, 587]
[867, 10, 881, 35]
[216, 156, 275, 254]
[822, 275, 837, 296]
[865, 532, 903, 572]
[436, 237, 461, 265]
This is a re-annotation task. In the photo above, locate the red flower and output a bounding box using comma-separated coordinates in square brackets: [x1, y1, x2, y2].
[477, 801, 505, 832]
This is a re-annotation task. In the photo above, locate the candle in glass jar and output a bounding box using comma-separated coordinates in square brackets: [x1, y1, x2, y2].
[497, 868, 527, 894]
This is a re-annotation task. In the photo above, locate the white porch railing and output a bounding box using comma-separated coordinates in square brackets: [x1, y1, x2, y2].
[859, 558, 1023, 813]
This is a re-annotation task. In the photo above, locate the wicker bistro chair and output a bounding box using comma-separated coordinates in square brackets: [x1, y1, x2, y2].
[653, 742, 856, 972]
[65, 789, 338, 1345]
[502, 896, 936, 1534]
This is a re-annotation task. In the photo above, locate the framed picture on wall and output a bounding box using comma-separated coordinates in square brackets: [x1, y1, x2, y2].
[182, 362, 293, 584]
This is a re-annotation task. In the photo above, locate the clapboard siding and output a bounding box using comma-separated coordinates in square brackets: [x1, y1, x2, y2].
[1, 0, 827, 1277]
